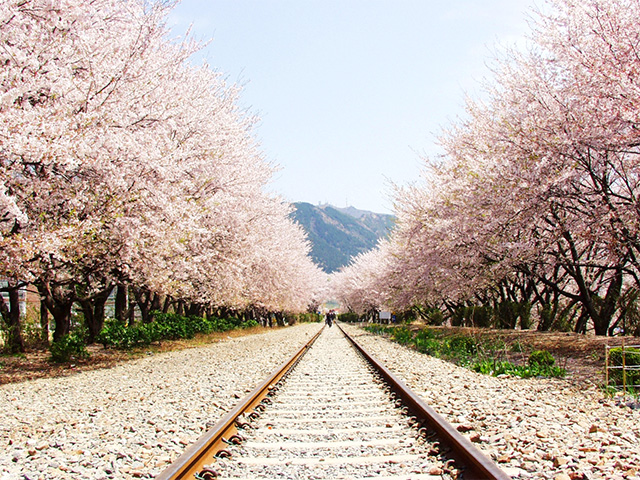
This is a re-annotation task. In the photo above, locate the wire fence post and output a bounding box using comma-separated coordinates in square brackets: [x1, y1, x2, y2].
[622, 339, 627, 398]
[605, 344, 610, 393]
[605, 340, 640, 401]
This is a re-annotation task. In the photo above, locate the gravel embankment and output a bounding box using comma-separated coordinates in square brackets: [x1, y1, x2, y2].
[341, 323, 640, 480]
[4, 322, 638, 480]
[1, 323, 321, 480]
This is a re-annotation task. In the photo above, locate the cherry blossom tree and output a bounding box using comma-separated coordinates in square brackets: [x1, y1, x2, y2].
[0, 0, 206, 340]
[331, 243, 389, 316]
[333, 0, 640, 335]
[0, 0, 322, 348]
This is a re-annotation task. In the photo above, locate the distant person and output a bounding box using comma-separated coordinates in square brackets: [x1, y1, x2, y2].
[326, 310, 335, 327]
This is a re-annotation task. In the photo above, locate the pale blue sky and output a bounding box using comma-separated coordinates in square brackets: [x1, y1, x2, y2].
[168, 1, 536, 214]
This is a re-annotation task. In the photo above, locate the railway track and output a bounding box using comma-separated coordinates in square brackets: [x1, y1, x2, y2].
[157, 324, 511, 480]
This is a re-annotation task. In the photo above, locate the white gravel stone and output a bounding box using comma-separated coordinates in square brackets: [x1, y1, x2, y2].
[4, 322, 638, 480]
[0, 323, 321, 479]
[342, 323, 640, 480]
[217, 326, 454, 479]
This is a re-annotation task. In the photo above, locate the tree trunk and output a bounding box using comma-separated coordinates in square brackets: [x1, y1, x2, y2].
[38, 282, 74, 343]
[186, 302, 203, 318]
[40, 298, 49, 346]
[574, 311, 589, 334]
[80, 287, 113, 343]
[590, 268, 623, 336]
[132, 286, 153, 323]
[127, 285, 136, 326]
[559, 230, 624, 335]
[0, 281, 25, 353]
[150, 293, 162, 316]
[115, 283, 127, 322]
[162, 296, 172, 314]
[175, 299, 185, 316]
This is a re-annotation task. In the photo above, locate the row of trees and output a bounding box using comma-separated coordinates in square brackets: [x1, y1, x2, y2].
[332, 0, 640, 336]
[0, 0, 325, 353]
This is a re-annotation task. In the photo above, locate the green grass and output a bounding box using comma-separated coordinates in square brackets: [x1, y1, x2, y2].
[470, 359, 566, 378]
[363, 324, 566, 379]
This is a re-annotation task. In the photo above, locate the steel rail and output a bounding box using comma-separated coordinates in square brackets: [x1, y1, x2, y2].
[338, 323, 512, 480]
[156, 326, 324, 480]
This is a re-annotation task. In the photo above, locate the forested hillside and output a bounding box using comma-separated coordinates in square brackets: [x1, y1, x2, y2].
[291, 203, 395, 273]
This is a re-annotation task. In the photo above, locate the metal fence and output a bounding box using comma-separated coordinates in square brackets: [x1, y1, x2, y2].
[605, 343, 640, 398]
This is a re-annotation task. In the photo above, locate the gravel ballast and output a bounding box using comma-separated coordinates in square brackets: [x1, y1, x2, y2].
[217, 326, 455, 479]
[2, 322, 639, 480]
[341, 323, 640, 480]
[1, 323, 321, 480]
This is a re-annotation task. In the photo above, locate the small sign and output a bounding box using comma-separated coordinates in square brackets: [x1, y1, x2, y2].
[379, 311, 391, 320]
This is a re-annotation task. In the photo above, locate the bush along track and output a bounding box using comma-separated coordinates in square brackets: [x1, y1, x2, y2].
[97, 313, 259, 351]
[49, 330, 90, 363]
[362, 324, 566, 379]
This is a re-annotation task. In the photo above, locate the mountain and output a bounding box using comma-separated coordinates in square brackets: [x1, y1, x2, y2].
[291, 202, 395, 273]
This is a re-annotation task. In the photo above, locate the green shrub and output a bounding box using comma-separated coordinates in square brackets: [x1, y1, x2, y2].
[425, 308, 444, 326]
[551, 310, 573, 332]
[98, 319, 129, 348]
[451, 306, 493, 328]
[471, 359, 565, 378]
[467, 350, 566, 378]
[472, 306, 494, 328]
[286, 313, 321, 324]
[363, 323, 566, 379]
[97, 319, 156, 349]
[363, 324, 393, 336]
[391, 327, 413, 345]
[471, 360, 512, 376]
[98, 313, 261, 350]
[528, 350, 556, 367]
[451, 308, 464, 327]
[445, 335, 478, 356]
[50, 332, 89, 363]
[137, 321, 165, 344]
[338, 312, 359, 323]
[413, 329, 441, 356]
[208, 316, 245, 332]
[609, 346, 640, 367]
[496, 302, 517, 329]
[519, 303, 533, 330]
[156, 313, 200, 339]
[414, 328, 436, 340]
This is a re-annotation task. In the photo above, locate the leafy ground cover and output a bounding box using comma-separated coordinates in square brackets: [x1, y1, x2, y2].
[96, 314, 259, 351]
[362, 323, 633, 385]
[364, 324, 566, 378]
[43, 313, 261, 363]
